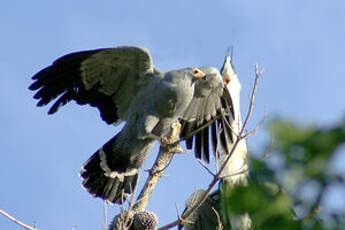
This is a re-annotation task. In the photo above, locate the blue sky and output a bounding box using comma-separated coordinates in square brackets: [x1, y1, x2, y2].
[1, 0, 345, 229]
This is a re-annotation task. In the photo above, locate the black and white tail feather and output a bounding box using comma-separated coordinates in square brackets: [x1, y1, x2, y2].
[80, 152, 139, 204]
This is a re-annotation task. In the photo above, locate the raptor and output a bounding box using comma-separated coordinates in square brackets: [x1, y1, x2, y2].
[29, 46, 234, 204]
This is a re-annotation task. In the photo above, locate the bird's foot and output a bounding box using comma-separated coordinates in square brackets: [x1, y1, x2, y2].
[160, 121, 184, 153]
[162, 142, 184, 153]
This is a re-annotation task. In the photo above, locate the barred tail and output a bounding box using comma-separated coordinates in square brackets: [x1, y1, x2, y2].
[80, 130, 154, 204]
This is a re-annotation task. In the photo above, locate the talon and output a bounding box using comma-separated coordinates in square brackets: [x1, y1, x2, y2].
[161, 135, 171, 145]
[170, 145, 183, 153]
[161, 138, 184, 153]
[160, 121, 183, 153]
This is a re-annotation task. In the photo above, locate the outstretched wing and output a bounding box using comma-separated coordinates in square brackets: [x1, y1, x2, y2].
[29, 46, 158, 124]
[180, 67, 235, 163]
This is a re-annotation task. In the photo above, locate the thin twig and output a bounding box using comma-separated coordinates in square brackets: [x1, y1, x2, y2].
[221, 168, 249, 180]
[242, 108, 267, 139]
[212, 207, 223, 230]
[103, 201, 107, 230]
[301, 206, 322, 225]
[158, 64, 262, 230]
[240, 64, 261, 136]
[113, 168, 142, 229]
[124, 180, 140, 228]
[197, 159, 216, 177]
[0, 209, 36, 230]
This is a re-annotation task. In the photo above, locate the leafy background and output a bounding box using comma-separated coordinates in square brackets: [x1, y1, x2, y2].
[220, 118, 345, 229]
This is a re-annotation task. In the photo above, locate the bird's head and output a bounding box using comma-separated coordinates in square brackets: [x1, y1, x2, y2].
[220, 49, 242, 120]
[192, 66, 224, 97]
[165, 68, 206, 84]
[220, 51, 241, 93]
[198, 66, 224, 87]
[166, 67, 223, 92]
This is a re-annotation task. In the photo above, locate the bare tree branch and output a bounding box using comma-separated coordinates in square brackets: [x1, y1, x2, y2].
[212, 207, 223, 230]
[103, 201, 108, 230]
[197, 159, 216, 177]
[110, 121, 184, 230]
[242, 108, 267, 139]
[0, 209, 36, 230]
[240, 64, 261, 136]
[132, 121, 182, 213]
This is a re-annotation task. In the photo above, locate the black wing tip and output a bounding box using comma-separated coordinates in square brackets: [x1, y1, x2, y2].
[33, 94, 40, 100]
[31, 74, 40, 80]
[202, 129, 210, 163]
[28, 83, 37, 91]
[36, 100, 46, 107]
[47, 107, 57, 115]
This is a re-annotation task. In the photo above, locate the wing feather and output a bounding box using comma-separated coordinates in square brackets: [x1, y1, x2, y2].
[180, 68, 235, 163]
[29, 46, 157, 124]
[202, 128, 210, 163]
[211, 122, 218, 155]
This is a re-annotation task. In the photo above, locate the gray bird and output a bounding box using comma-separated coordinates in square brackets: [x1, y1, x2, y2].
[179, 50, 251, 230]
[29, 46, 234, 204]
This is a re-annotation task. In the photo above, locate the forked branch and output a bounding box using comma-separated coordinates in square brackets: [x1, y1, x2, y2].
[111, 122, 183, 230]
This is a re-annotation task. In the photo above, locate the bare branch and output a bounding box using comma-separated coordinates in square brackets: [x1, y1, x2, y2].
[111, 122, 183, 230]
[212, 207, 223, 230]
[221, 168, 249, 180]
[301, 206, 322, 225]
[124, 180, 141, 227]
[242, 108, 267, 139]
[240, 64, 262, 136]
[103, 201, 107, 230]
[132, 121, 182, 213]
[197, 159, 216, 177]
[0, 209, 36, 230]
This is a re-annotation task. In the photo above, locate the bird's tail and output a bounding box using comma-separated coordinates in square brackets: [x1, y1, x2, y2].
[80, 129, 154, 204]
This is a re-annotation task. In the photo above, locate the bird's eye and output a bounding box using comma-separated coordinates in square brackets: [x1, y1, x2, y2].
[191, 68, 205, 78]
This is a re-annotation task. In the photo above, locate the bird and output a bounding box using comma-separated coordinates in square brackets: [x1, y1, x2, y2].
[179, 49, 251, 230]
[219, 49, 249, 188]
[219, 50, 252, 230]
[29, 46, 234, 204]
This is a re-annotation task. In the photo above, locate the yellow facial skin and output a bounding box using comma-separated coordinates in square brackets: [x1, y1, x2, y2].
[191, 68, 206, 78]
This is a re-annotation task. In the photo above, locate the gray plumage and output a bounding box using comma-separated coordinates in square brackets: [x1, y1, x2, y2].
[179, 51, 251, 230]
[29, 46, 234, 204]
[179, 190, 220, 230]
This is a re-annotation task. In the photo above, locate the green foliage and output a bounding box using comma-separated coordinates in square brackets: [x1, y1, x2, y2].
[269, 118, 345, 181]
[220, 117, 345, 229]
[221, 182, 300, 229]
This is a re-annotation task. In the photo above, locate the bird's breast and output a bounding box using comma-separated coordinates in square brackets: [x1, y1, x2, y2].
[153, 80, 194, 118]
